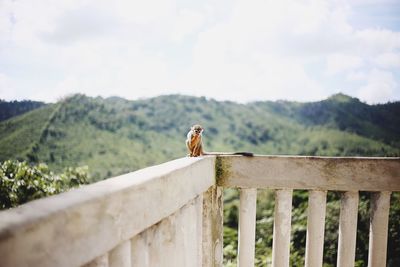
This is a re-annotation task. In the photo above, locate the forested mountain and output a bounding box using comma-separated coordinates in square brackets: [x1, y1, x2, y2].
[256, 93, 400, 146]
[1, 93, 399, 266]
[0, 94, 399, 181]
[0, 100, 46, 122]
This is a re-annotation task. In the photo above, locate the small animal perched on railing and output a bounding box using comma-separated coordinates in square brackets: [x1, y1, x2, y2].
[186, 124, 204, 157]
[185, 124, 253, 157]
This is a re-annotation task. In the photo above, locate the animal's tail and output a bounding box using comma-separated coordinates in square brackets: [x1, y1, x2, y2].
[232, 152, 254, 157]
[203, 151, 254, 157]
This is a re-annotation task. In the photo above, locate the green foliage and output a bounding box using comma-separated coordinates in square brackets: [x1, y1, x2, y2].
[388, 192, 400, 266]
[0, 99, 46, 122]
[255, 93, 400, 148]
[0, 104, 56, 162]
[1, 94, 400, 265]
[1, 94, 399, 181]
[0, 160, 88, 209]
[223, 190, 400, 267]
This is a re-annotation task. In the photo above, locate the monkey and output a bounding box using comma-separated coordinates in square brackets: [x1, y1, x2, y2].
[186, 124, 204, 157]
[186, 124, 253, 157]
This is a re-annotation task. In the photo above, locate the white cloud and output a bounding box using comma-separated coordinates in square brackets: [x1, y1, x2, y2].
[170, 9, 206, 43]
[30, 76, 81, 102]
[374, 52, 400, 69]
[355, 28, 400, 54]
[39, 5, 119, 45]
[0, 73, 17, 100]
[348, 0, 400, 7]
[0, 1, 15, 43]
[170, 0, 355, 101]
[0, 0, 399, 103]
[357, 69, 397, 104]
[326, 54, 363, 75]
[112, 0, 176, 25]
[0, 1, 82, 46]
[176, 50, 326, 102]
[347, 71, 367, 81]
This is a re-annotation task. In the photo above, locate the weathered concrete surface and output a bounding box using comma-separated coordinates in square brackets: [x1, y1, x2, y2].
[305, 190, 327, 267]
[1, 155, 398, 267]
[337, 191, 359, 267]
[82, 254, 108, 267]
[368, 191, 391, 267]
[217, 156, 400, 191]
[0, 157, 215, 267]
[131, 196, 203, 267]
[272, 189, 293, 267]
[202, 186, 223, 267]
[109, 240, 130, 267]
[238, 188, 257, 267]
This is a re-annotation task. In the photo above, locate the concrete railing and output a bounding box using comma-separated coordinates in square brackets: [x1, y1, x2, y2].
[0, 155, 399, 267]
[217, 156, 400, 267]
[0, 157, 222, 267]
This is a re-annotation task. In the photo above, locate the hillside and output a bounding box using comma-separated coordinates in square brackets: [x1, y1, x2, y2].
[1, 94, 400, 266]
[0, 94, 399, 181]
[0, 104, 56, 161]
[0, 100, 46, 122]
[255, 93, 400, 147]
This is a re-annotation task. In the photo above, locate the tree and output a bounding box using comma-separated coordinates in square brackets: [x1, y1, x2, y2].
[0, 160, 88, 210]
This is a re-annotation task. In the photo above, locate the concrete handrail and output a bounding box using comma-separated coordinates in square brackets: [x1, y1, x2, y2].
[1, 155, 399, 267]
[0, 157, 216, 267]
[219, 156, 400, 267]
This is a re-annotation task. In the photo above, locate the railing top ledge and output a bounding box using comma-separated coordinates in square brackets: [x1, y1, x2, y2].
[217, 154, 400, 160]
[0, 156, 215, 267]
[0, 157, 208, 226]
[216, 155, 400, 191]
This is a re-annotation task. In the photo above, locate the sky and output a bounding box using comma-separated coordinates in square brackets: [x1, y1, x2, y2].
[0, 0, 399, 104]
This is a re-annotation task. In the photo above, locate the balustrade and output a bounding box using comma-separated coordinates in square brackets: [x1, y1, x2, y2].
[217, 156, 399, 267]
[0, 155, 398, 267]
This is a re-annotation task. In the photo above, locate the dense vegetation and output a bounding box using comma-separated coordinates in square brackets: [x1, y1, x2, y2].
[1, 94, 398, 181]
[0, 160, 88, 209]
[223, 189, 400, 267]
[0, 99, 45, 122]
[0, 94, 399, 266]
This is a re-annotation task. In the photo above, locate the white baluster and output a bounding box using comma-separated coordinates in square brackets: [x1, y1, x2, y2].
[82, 254, 109, 267]
[368, 191, 391, 267]
[337, 191, 359, 267]
[272, 189, 293, 267]
[238, 188, 257, 267]
[305, 190, 327, 267]
[109, 241, 131, 267]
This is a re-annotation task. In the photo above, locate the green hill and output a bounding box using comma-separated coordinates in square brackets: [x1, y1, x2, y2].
[0, 94, 399, 181]
[0, 100, 46, 122]
[1, 93, 400, 266]
[255, 93, 400, 146]
[0, 104, 56, 161]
